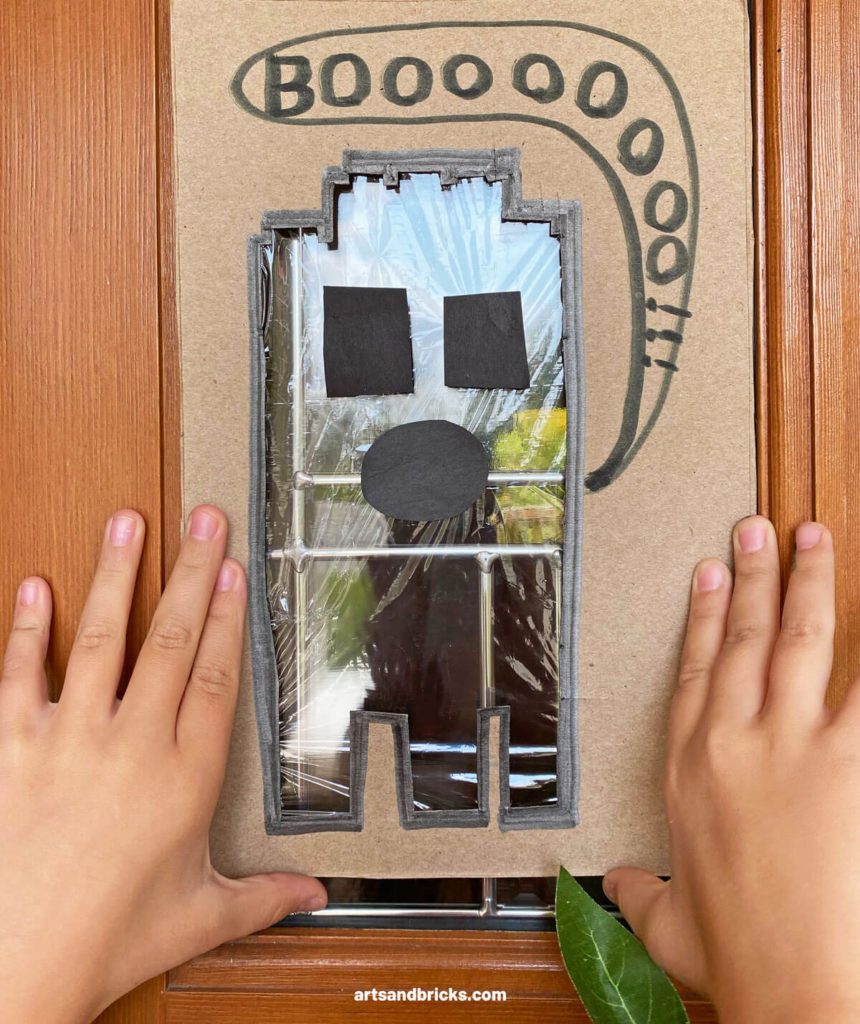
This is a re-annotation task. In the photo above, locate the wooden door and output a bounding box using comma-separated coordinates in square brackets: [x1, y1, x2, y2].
[3, 0, 859, 1020]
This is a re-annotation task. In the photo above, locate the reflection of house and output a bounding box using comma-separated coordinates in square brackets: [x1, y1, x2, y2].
[499, 501, 565, 546]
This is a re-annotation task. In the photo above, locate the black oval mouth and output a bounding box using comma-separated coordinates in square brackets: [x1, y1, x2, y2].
[360, 420, 490, 522]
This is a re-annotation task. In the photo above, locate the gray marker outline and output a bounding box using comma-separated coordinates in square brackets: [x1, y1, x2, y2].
[248, 148, 584, 834]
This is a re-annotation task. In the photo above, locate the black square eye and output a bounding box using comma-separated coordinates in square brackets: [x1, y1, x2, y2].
[443, 291, 530, 390]
[323, 285, 414, 397]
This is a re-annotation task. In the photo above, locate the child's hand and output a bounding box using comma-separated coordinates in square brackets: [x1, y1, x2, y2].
[0, 506, 326, 1024]
[604, 516, 860, 1023]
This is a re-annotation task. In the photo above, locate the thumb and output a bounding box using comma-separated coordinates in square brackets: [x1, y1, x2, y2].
[603, 867, 667, 945]
[215, 872, 328, 940]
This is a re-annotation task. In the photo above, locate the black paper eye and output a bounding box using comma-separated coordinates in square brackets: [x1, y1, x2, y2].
[443, 291, 530, 390]
[323, 285, 414, 397]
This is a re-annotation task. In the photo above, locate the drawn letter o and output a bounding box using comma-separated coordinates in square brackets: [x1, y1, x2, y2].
[618, 118, 665, 176]
[646, 236, 690, 285]
[383, 57, 433, 107]
[512, 54, 565, 104]
[575, 61, 628, 119]
[319, 53, 371, 108]
[644, 181, 689, 233]
[442, 54, 493, 99]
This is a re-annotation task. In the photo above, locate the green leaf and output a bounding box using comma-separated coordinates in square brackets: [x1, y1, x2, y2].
[555, 867, 689, 1024]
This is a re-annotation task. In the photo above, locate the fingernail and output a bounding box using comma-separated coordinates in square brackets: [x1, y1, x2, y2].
[696, 563, 724, 592]
[737, 520, 766, 553]
[109, 515, 136, 547]
[190, 508, 218, 541]
[18, 581, 38, 606]
[296, 895, 326, 913]
[215, 561, 237, 591]
[796, 523, 822, 551]
[602, 875, 618, 904]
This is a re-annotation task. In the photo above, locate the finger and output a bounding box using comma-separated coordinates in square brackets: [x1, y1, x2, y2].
[602, 868, 667, 942]
[176, 559, 246, 785]
[668, 559, 732, 758]
[0, 578, 52, 717]
[62, 511, 145, 711]
[707, 516, 781, 721]
[605, 869, 708, 996]
[123, 505, 227, 725]
[210, 873, 328, 942]
[764, 523, 835, 722]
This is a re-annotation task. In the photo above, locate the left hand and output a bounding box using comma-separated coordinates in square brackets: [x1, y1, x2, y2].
[0, 506, 327, 1023]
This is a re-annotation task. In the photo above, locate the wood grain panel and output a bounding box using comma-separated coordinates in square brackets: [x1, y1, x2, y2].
[809, 0, 860, 701]
[1, 0, 164, 1019]
[168, 929, 589, 994]
[0, 0, 163, 695]
[753, 0, 815, 569]
[158, 0, 183, 578]
[99, 977, 165, 1024]
[163, 993, 717, 1023]
[164, 930, 718, 1023]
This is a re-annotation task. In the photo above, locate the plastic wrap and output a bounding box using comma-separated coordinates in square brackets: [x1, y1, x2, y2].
[263, 171, 570, 824]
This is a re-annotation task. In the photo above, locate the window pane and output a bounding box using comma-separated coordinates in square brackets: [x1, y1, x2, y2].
[494, 555, 560, 808]
[262, 171, 570, 825]
[275, 556, 483, 814]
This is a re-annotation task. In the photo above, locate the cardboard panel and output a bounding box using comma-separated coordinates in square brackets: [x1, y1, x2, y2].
[172, 0, 755, 877]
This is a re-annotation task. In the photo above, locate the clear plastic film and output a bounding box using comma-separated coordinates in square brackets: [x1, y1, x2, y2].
[263, 173, 568, 823]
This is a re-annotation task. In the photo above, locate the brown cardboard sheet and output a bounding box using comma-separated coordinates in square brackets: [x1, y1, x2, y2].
[171, 0, 755, 878]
